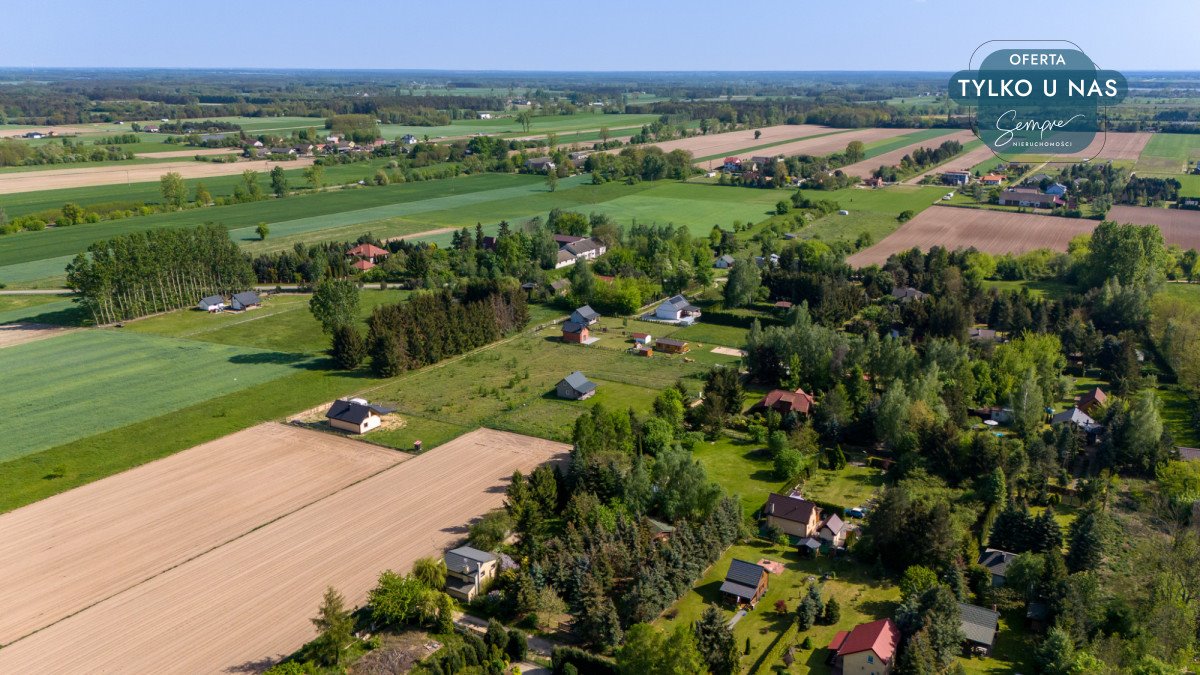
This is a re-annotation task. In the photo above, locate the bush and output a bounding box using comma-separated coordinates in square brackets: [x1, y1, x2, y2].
[507, 630, 528, 661]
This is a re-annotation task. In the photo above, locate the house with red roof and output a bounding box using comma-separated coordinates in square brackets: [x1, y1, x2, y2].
[352, 259, 375, 272]
[756, 387, 815, 415]
[1078, 387, 1107, 415]
[722, 156, 742, 172]
[827, 618, 900, 674]
[346, 243, 389, 263]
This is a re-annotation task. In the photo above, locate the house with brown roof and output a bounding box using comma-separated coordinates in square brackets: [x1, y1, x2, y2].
[827, 618, 900, 674]
[654, 338, 689, 354]
[763, 493, 821, 538]
[980, 174, 1005, 186]
[756, 387, 815, 416]
[720, 559, 769, 607]
[1078, 387, 1107, 415]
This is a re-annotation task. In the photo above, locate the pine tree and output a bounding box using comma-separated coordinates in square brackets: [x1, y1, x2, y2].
[693, 605, 739, 675]
[822, 597, 841, 625]
[310, 586, 354, 667]
[331, 325, 366, 369]
[1030, 508, 1063, 553]
[896, 627, 938, 675]
[1066, 508, 1110, 573]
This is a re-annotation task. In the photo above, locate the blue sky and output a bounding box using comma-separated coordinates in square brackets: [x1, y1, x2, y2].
[5, 1, 1199, 71]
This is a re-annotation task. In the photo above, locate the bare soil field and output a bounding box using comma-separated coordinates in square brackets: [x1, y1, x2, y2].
[135, 147, 244, 159]
[0, 322, 72, 349]
[0, 422, 403, 647]
[840, 131, 977, 179]
[905, 143, 1000, 184]
[625, 124, 835, 161]
[0, 428, 568, 674]
[697, 127, 916, 168]
[1108, 205, 1200, 243]
[846, 206, 1101, 267]
[0, 158, 314, 195]
[0, 126, 95, 138]
[1036, 131, 1152, 162]
[711, 346, 748, 357]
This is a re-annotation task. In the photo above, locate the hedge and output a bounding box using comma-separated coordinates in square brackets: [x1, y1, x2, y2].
[749, 617, 799, 673]
[551, 646, 618, 675]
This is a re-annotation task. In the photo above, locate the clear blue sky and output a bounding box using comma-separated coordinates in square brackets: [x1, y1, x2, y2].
[5, 0, 1199, 71]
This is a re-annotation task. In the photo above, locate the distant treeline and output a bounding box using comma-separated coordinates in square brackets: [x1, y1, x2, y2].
[366, 283, 528, 377]
[66, 224, 255, 325]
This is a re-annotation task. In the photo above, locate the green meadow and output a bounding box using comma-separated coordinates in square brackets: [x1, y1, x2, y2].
[0, 329, 308, 462]
[1135, 133, 1200, 174]
[798, 183, 943, 244]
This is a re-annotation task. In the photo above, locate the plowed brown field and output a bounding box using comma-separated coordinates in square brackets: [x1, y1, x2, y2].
[0, 427, 567, 674]
[0, 158, 314, 194]
[0, 423, 403, 646]
[847, 203, 1200, 268]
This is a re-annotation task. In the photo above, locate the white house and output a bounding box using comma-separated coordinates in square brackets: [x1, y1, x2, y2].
[479, 112, 493, 119]
[325, 398, 394, 434]
[197, 295, 225, 313]
[400, 134, 418, 145]
[655, 295, 702, 324]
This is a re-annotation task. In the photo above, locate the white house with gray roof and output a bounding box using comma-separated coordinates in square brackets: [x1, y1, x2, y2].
[444, 546, 498, 601]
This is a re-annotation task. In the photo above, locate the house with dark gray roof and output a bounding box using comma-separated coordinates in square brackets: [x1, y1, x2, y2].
[444, 546, 498, 601]
[654, 295, 702, 324]
[978, 548, 1017, 587]
[818, 513, 848, 547]
[231, 291, 261, 311]
[715, 254, 735, 268]
[570, 305, 600, 326]
[1051, 407, 1101, 435]
[557, 371, 597, 400]
[325, 398, 395, 434]
[959, 602, 1000, 654]
[720, 559, 769, 607]
[197, 295, 225, 312]
[891, 287, 927, 302]
[764, 493, 821, 539]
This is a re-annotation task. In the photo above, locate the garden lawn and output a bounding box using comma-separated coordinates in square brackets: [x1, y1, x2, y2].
[0, 330, 308, 462]
[690, 436, 785, 518]
[670, 322, 749, 349]
[658, 541, 900, 674]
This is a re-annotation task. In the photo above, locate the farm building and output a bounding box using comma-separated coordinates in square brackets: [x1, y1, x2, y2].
[715, 254, 735, 268]
[525, 157, 555, 173]
[654, 295, 702, 323]
[557, 371, 597, 400]
[231, 291, 261, 311]
[998, 188, 1063, 208]
[654, 338, 689, 354]
[325, 398, 395, 434]
[570, 305, 600, 326]
[560, 321, 593, 344]
[826, 618, 900, 674]
[978, 548, 1017, 587]
[720, 559, 768, 607]
[444, 546, 498, 602]
[959, 603, 1001, 655]
[756, 387, 815, 415]
[197, 295, 225, 313]
[763, 493, 821, 538]
[347, 243, 389, 262]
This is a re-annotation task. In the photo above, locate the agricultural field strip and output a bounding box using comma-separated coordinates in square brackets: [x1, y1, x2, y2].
[690, 128, 852, 163]
[0, 330, 309, 461]
[0, 423, 404, 646]
[224, 174, 591, 241]
[0, 429, 568, 673]
[846, 204, 1200, 267]
[0, 158, 315, 196]
[838, 130, 976, 178]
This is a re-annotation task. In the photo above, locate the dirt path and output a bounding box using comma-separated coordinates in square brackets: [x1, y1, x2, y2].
[382, 226, 459, 244]
[0, 158, 314, 195]
[0, 323, 73, 349]
[0, 428, 568, 673]
[0, 423, 403, 646]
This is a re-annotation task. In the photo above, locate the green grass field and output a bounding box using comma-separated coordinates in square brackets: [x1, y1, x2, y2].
[859, 128, 962, 159]
[0, 294, 80, 325]
[0, 329, 308, 462]
[797, 184, 943, 244]
[1135, 133, 1200, 174]
[375, 112, 663, 141]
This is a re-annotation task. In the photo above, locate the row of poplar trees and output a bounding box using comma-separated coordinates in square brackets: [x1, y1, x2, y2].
[66, 224, 255, 325]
